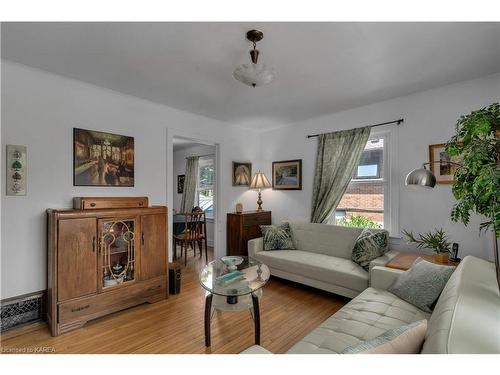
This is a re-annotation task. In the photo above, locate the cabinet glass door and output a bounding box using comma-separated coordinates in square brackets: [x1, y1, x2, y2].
[100, 219, 136, 289]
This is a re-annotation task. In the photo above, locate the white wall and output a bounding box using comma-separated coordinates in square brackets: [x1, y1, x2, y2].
[256, 73, 500, 261]
[1, 61, 259, 299]
[173, 143, 216, 246]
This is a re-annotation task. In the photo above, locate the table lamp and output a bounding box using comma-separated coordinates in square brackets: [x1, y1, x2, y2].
[249, 171, 271, 211]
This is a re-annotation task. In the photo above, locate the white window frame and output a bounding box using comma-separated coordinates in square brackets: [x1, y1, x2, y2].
[196, 155, 215, 219]
[334, 126, 399, 236]
[371, 126, 399, 236]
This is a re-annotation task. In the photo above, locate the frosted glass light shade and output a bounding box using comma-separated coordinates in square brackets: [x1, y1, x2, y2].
[233, 63, 275, 87]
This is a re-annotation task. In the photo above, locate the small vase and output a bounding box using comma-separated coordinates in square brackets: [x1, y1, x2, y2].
[434, 252, 449, 264]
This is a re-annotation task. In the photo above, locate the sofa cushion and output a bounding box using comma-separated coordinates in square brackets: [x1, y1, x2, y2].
[388, 258, 455, 313]
[240, 345, 272, 354]
[351, 228, 389, 271]
[421, 256, 500, 354]
[260, 222, 295, 250]
[287, 287, 430, 354]
[341, 320, 427, 354]
[254, 250, 369, 292]
[289, 222, 363, 258]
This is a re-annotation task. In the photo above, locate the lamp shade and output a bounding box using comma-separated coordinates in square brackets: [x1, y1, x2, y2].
[249, 172, 271, 189]
[405, 167, 436, 188]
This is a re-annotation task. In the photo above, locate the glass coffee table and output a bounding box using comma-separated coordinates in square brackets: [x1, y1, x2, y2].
[199, 256, 270, 347]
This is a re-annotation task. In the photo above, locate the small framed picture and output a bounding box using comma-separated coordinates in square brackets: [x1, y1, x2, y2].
[232, 161, 252, 186]
[177, 175, 185, 193]
[428, 143, 461, 184]
[272, 159, 302, 190]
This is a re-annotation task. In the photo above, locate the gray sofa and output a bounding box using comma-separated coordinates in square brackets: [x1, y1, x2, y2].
[248, 222, 399, 298]
[242, 256, 500, 354]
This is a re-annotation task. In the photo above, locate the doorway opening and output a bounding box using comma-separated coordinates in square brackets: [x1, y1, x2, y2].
[172, 137, 217, 267]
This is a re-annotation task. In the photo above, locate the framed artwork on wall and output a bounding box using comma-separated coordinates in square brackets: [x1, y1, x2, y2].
[177, 175, 185, 194]
[232, 161, 252, 186]
[428, 143, 462, 184]
[272, 159, 302, 190]
[73, 128, 134, 187]
[6, 145, 27, 196]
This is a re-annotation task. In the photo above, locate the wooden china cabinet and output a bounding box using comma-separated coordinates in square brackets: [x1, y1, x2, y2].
[47, 197, 168, 336]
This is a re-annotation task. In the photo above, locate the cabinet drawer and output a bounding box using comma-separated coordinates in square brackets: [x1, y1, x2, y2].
[242, 213, 271, 227]
[73, 197, 148, 210]
[242, 225, 263, 240]
[58, 277, 165, 323]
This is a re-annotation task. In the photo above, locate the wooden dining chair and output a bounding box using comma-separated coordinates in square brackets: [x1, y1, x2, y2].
[190, 210, 208, 264]
[173, 210, 208, 266]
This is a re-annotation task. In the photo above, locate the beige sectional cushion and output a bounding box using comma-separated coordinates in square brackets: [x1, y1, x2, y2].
[240, 345, 272, 354]
[287, 287, 430, 354]
[289, 222, 363, 258]
[421, 256, 500, 354]
[254, 250, 369, 292]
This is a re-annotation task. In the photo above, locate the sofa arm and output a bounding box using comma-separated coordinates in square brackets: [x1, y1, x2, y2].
[369, 250, 400, 270]
[368, 250, 399, 282]
[248, 237, 263, 259]
[370, 266, 404, 290]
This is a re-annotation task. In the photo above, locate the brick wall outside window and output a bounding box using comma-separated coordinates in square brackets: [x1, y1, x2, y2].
[337, 180, 384, 224]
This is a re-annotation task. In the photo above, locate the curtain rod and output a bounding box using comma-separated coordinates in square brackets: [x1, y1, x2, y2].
[306, 118, 404, 139]
[185, 153, 215, 159]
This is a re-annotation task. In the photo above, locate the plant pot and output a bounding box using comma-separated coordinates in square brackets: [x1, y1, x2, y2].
[434, 252, 450, 264]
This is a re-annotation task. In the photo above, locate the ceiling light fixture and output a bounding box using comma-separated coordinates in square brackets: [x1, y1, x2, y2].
[233, 29, 275, 88]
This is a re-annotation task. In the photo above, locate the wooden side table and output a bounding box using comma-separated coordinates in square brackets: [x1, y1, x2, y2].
[227, 211, 271, 256]
[386, 252, 460, 271]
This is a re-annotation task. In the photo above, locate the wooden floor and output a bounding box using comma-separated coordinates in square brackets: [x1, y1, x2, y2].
[0, 246, 348, 354]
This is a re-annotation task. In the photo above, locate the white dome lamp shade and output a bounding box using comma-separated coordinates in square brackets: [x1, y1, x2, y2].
[233, 29, 275, 88]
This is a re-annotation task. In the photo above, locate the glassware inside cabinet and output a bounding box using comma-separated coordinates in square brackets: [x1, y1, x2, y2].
[100, 219, 136, 289]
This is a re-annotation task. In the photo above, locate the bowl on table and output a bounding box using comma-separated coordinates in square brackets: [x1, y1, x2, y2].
[221, 256, 244, 271]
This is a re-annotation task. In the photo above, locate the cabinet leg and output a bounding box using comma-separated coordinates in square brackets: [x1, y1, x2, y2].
[204, 293, 213, 347]
[251, 293, 260, 345]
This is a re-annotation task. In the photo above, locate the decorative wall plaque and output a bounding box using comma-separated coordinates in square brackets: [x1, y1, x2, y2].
[6, 145, 27, 196]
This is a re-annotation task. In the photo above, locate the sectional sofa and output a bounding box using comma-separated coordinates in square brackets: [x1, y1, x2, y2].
[248, 222, 399, 298]
[242, 256, 500, 354]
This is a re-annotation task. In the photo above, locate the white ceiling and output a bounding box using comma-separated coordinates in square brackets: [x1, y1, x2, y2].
[2, 22, 500, 129]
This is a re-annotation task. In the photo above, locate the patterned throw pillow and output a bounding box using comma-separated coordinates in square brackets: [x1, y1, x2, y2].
[351, 228, 389, 271]
[260, 222, 295, 251]
[388, 258, 455, 313]
[341, 320, 427, 354]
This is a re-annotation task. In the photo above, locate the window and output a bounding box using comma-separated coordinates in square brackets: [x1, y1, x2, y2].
[334, 136, 386, 229]
[354, 143, 383, 179]
[197, 156, 215, 218]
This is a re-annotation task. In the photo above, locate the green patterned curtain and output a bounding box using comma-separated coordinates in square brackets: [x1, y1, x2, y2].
[311, 127, 371, 223]
[180, 156, 199, 213]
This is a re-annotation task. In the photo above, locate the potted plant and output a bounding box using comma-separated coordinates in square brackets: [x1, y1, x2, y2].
[402, 228, 451, 263]
[445, 102, 499, 285]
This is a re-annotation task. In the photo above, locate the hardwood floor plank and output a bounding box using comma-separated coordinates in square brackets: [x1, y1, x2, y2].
[1, 247, 348, 354]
